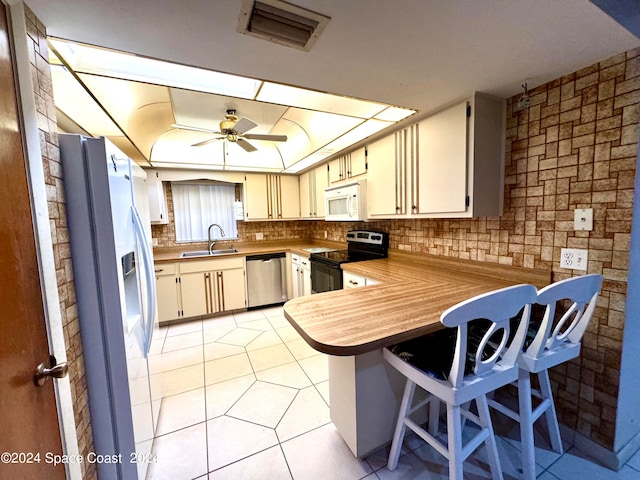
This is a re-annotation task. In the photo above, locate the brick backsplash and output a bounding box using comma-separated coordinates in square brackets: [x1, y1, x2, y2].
[24, 6, 96, 479]
[150, 50, 638, 450]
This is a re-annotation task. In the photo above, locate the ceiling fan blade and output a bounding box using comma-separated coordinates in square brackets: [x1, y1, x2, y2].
[236, 138, 258, 152]
[172, 123, 217, 133]
[232, 117, 258, 135]
[191, 137, 223, 147]
[244, 134, 288, 142]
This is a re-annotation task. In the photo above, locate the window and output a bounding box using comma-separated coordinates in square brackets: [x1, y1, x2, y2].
[171, 183, 238, 242]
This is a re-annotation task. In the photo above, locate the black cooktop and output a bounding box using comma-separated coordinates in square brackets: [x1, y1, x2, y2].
[310, 230, 389, 267]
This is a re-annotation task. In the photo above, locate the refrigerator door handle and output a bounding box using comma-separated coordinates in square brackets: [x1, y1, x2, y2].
[132, 205, 156, 356]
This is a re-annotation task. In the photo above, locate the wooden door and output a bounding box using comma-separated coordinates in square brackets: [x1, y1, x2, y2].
[349, 148, 368, 178]
[299, 171, 312, 218]
[243, 174, 269, 220]
[0, 4, 65, 478]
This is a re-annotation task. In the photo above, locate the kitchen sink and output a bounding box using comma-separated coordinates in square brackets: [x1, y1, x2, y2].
[180, 249, 238, 258]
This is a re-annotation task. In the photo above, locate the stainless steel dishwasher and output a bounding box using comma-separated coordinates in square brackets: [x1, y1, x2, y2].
[246, 252, 288, 308]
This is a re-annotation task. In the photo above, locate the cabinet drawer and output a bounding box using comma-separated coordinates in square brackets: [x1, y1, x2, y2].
[154, 263, 176, 276]
[179, 257, 244, 274]
[343, 271, 366, 289]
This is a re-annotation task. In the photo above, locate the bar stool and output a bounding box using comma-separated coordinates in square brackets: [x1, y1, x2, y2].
[384, 284, 538, 480]
[489, 274, 603, 480]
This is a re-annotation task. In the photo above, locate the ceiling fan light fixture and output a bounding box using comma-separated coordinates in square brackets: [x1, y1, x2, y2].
[237, 0, 330, 52]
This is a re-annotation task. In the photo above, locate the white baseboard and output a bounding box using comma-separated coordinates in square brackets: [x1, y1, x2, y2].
[560, 425, 640, 471]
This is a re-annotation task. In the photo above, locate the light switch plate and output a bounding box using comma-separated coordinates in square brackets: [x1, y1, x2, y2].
[255, 232, 264, 240]
[574, 208, 593, 231]
[560, 248, 588, 270]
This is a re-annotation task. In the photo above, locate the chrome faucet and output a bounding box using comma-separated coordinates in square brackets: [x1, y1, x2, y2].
[207, 223, 225, 254]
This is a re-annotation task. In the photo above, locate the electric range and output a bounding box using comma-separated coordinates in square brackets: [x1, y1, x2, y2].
[310, 230, 389, 293]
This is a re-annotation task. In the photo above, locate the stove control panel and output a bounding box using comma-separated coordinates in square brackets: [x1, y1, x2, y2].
[346, 230, 389, 246]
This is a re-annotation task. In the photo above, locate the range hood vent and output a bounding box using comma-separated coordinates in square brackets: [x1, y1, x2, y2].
[237, 0, 330, 52]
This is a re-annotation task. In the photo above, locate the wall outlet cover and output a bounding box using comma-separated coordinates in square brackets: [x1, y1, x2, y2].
[560, 248, 588, 270]
[574, 208, 593, 231]
[256, 232, 264, 240]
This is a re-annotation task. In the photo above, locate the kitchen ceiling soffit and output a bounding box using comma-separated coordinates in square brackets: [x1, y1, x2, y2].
[48, 39, 416, 173]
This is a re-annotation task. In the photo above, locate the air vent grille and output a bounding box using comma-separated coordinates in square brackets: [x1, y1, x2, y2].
[237, 0, 330, 52]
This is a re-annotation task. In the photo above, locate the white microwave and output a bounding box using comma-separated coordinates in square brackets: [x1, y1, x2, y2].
[324, 180, 367, 221]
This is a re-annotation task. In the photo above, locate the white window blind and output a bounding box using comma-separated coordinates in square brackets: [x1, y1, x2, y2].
[171, 183, 238, 242]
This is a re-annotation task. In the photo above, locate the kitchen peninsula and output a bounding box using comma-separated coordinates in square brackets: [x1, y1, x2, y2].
[283, 252, 550, 457]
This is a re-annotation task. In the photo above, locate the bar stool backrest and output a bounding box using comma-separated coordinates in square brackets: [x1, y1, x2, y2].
[440, 284, 538, 389]
[526, 274, 603, 363]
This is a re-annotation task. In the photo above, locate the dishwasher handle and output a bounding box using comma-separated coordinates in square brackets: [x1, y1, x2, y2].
[246, 252, 286, 262]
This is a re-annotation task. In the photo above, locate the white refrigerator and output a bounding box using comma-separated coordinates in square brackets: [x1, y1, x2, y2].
[60, 134, 161, 480]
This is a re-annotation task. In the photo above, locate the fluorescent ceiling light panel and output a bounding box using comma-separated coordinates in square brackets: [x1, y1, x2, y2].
[257, 82, 387, 118]
[51, 65, 122, 136]
[50, 39, 261, 99]
[374, 106, 416, 122]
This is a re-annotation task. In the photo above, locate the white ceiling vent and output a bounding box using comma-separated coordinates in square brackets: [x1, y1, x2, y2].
[237, 0, 330, 52]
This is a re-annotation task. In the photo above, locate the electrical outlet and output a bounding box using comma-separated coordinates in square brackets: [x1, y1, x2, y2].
[560, 248, 588, 270]
[256, 232, 263, 240]
[324, 231, 328, 239]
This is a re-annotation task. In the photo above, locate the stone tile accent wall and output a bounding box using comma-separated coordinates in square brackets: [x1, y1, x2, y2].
[312, 49, 639, 449]
[25, 8, 96, 479]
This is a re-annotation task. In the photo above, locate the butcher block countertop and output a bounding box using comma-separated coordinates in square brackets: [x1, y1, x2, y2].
[284, 250, 551, 356]
[153, 239, 345, 263]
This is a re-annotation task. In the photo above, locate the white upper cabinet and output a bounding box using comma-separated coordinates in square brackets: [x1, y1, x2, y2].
[328, 147, 367, 185]
[299, 165, 328, 219]
[243, 174, 300, 221]
[367, 133, 401, 216]
[367, 93, 504, 219]
[416, 101, 468, 214]
[147, 169, 168, 224]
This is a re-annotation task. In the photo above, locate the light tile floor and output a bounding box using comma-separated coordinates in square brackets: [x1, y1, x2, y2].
[146, 306, 640, 480]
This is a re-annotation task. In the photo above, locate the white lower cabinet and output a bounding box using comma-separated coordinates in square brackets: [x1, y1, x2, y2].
[343, 271, 379, 289]
[154, 257, 247, 321]
[291, 254, 311, 297]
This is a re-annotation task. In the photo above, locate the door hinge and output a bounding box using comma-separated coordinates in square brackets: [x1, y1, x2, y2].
[465, 195, 470, 207]
[466, 104, 471, 117]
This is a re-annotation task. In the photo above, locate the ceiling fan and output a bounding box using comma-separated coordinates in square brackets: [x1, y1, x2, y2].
[172, 109, 287, 152]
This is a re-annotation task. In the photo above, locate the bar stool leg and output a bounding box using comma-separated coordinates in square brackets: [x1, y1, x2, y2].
[447, 404, 465, 480]
[428, 399, 440, 436]
[387, 379, 416, 470]
[518, 368, 536, 480]
[537, 370, 563, 454]
[476, 395, 504, 480]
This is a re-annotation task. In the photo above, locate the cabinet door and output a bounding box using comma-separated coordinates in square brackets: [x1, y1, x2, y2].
[301, 266, 311, 296]
[219, 268, 246, 311]
[278, 175, 300, 219]
[155, 274, 180, 321]
[349, 148, 367, 178]
[417, 102, 468, 214]
[148, 170, 168, 224]
[179, 272, 209, 317]
[244, 174, 269, 220]
[367, 133, 403, 216]
[343, 271, 366, 289]
[314, 166, 328, 217]
[328, 157, 344, 184]
[291, 263, 299, 298]
[299, 171, 312, 219]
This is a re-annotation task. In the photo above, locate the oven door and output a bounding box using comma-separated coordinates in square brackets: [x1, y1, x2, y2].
[311, 260, 343, 293]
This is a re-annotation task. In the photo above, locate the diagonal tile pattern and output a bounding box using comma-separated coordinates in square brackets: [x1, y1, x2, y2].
[147, 306, 640, 480]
